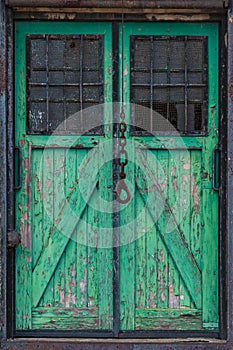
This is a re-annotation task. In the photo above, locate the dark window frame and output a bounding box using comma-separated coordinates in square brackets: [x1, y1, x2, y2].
[130, 35, 208, 136]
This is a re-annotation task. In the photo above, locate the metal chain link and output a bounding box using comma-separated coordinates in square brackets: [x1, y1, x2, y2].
[118, 110, 128, 179]
[115, 0, 131, 204]
[116, 109, 131, 204]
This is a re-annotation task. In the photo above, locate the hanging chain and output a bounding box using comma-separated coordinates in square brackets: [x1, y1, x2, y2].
[116, 0, 131, 204]
[118, 109, 128, 180]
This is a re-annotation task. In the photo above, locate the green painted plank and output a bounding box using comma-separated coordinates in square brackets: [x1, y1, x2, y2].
[136, 149, 201, 310]
[31, 149, 43, 268]
[63, 149, 78, 308]
[135, 192, 146, 310]
[41, 149, 54, 306]
[178, 151, 192, 308]
[75, 150, 88, 308]
[15, 143, 32, 330]
[135, 309, 202, 331]
[41, 150, 63, 307]
[202, 189, 218, 328]
[98, 143, 113, 329]
[32, 307, 98, 330]
[190, 151, 202, 271]
[87, 191, 99, 308]
[156, 150, 169, 309]
[32, 148, 99, 307]
[120, 161, 136, 330]
[144, 151, 158, 309]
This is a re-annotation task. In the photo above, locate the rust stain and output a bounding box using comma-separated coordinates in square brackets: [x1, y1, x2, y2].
[149, 291, 157, 308]
[191, 177, 199, 214]
[80, 267, 87, 294]
[19, 145, 32, 250]
[159, 249, 165, 263]
[183, 162, 191, 170]
[169, 284, 180, 308]
[58, 285, 65, 304]
[171, 166, 178, 190]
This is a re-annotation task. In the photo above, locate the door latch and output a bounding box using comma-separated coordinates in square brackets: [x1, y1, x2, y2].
[7, 230, 20, 248]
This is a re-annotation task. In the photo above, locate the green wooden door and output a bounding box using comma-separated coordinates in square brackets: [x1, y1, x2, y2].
[119, 23, 219, 332]
[15, 22, 114, 332]
[15, 21, 219, 334]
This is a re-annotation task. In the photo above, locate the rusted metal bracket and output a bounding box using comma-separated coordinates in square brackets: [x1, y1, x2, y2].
[7, 230, 20, 248]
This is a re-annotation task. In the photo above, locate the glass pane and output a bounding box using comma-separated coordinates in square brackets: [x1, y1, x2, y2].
[27, 34, 104, 134]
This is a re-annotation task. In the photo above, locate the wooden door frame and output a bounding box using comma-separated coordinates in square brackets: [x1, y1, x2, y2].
[0, 0, 232, 348]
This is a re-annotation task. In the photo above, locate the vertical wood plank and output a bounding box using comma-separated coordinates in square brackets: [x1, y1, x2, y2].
[32, 150, 43, 269]
[98, 142, 113, 329]
[146, 151, 158, 310]
[76, 149, 88, 308]
[40, 149, 54, 307]
[52, 149, 66, 307]
[16, 144, 32, 328]
[120, 157, 135, 330]
[64, 149, 77, 308]
[179, 150, 192, 308]
[202, 189, 218, 328]
[157, 150, 169, 309]
[135, 192, 146, 310]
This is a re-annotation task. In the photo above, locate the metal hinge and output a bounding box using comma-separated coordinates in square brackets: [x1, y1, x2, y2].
[7, 230, 20, 248]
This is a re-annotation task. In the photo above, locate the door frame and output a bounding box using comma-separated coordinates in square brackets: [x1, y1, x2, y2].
[0, 1, 232, 347]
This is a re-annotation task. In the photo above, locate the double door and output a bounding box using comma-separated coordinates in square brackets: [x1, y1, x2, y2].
[15, 21, 219, 335]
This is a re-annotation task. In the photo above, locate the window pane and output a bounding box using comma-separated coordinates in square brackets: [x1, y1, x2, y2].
[130, 35, 208, 134]
[27, 34, 104, 134]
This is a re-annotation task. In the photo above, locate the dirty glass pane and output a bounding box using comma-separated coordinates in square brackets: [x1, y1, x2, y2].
[27, 34, 104, 134]
[130, 35, 207, 134]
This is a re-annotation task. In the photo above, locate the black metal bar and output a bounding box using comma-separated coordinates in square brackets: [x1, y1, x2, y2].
[6, 7, 15, 341]
[112, 22, 120, 338]
[184, 36, 188, 133]
[150, 36, 153, 132]
[167, 38, 170, 122]
[131, 83, 206, 87]
[5, 0, 227, 9]
[119, 329, 220, 339]
[14, 330, 115, 338]
[0, 0, 7, 341]
[80, 35, 83, 131]
[218, 14, 228, 341]
[14, 147, 22, 190]
[45, 35, 49, 132]
[29, 82, 103, 86]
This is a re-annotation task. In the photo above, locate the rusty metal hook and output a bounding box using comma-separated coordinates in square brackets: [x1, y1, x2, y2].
[116, 179, 131, 204]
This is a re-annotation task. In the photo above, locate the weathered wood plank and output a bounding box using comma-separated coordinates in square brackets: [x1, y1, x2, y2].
[32, 307, 98, 330]
[31, 149, 43, 268]
[98, 143, 113, 329]
[136, 149, 201, 310]
[45, 149, 65, 307]
[120, 150, 136, 330]
[135, 192, 146, 310]
[64, 149, 78, 308]
[76, 150, 88, 308]
[32, 148, 99, 307]
[178, 151, 191, 308]
[135, 309, 202, 331]
[87, 191, 99, 308]
[202, 189, 218, 329]
[15, 143, 32, 330]
[157, 150, 169, 309]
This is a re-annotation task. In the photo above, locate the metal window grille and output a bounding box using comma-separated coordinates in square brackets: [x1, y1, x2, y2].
[130, 36, 208, 135]
[26, 34, 104, 134]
